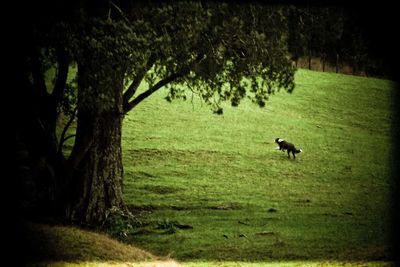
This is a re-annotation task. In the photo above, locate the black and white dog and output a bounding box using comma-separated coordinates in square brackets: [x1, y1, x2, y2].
[275, 138, 302, 159]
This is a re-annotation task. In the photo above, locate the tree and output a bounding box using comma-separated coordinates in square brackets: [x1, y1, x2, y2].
[67, 1, 296, 225]
[287, 6, 307, 68]
[13, 0, 75, 217]
[316, 7, 345, 72]
[339, 9, 370, 76]
[17, 1, 297, 226]
[287, 7, 345, 73]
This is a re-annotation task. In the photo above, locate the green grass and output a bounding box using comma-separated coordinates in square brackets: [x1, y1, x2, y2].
[121, 69, 396, 265]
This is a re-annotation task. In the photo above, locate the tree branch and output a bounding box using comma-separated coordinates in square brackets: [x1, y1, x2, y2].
[58, 107, 77, 154]
[122, 54, 156, 108]
[63, 134, 77, 144]
[110, 1, 130, 23]
[31, 47, 48, 97]
[51, 48, 69, 105]
[123, 55, 205, 113]
[67, 137, 94, 170]
[124, 71, 186, 112]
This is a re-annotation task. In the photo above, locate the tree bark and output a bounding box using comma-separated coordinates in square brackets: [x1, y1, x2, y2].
[21, 46, 70, 217]
[68, 63, 126, 225]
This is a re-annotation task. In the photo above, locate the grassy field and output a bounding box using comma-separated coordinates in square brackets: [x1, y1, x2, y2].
[120, 69, 395, 266]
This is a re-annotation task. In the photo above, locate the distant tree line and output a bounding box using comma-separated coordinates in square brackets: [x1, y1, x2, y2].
[287, 6, 395, 78]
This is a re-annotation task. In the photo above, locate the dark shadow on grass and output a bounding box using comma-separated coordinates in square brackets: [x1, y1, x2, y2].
[24, 222, 156, 263]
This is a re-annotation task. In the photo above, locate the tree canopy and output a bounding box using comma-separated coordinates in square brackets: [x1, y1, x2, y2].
[64, 2, 296, 115]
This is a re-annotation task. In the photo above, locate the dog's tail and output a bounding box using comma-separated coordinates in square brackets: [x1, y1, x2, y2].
[295, 149, 302, 153]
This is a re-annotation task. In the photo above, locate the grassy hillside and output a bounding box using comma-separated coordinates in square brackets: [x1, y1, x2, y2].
[24, 223, 179, 266]
[121, 68, 396, 265]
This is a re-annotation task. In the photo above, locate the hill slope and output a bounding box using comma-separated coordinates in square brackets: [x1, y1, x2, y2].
[121, 69, 396, 262]
[25, 223, 180, 266]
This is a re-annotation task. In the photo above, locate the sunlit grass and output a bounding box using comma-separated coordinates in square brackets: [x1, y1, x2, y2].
[121, 69, 395, 263]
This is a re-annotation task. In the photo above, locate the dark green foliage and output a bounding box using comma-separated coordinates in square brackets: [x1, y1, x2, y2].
[286, 6, 392, 77]
[54, 2, 297, 114]
[119, 2, 296, 113]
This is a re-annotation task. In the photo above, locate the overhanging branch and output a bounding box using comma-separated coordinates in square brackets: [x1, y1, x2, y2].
[67, 137, 94, 171]
[31, 47, 48, 97]
[109, 1, 130, 23]
[51, 48, 69, 106]
[58, 107, 77, 154]
[123, 54, 156, 108]
[123, 55, 205, 113]
[124, 71, 187, 112]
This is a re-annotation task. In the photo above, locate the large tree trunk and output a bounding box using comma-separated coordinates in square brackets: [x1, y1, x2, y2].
[68, 63, 126, 225]
[16, 47, 70, 218]
[69, 108, 125, 225]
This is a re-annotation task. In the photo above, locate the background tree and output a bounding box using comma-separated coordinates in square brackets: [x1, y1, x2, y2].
[317, 7, 345, 72]
[287, 6, 307, 68]
[286, 6, 394, 77]
[301, 7, 318, 70]
[13, 0, 75, 217]
[292, 7, 344, 71]
[339, 12, 369, 76]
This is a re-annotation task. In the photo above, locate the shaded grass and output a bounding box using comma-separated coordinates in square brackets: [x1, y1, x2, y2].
[25, 223, 183, 266]
[25, 223, 155, 263]
[24, 221, 393, 267]
[121, 69, 395, 263]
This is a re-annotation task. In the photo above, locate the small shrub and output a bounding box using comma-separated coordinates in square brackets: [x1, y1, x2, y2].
[103, 206, 142, 238]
